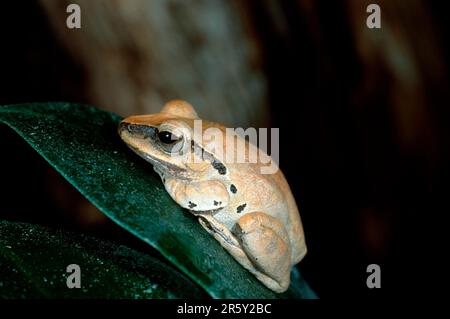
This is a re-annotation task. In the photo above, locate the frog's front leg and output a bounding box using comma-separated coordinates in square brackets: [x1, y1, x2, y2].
[163, 177, 229, 211]
[233, 212, 292, 292]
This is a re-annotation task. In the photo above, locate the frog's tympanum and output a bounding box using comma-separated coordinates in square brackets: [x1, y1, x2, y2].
[118, 100, 306, 292]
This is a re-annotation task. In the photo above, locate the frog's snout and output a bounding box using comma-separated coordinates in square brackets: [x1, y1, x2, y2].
[118, 121, 135, 141]
[118, 121, 128, 135]
[118, 121, 157, 139]
[118, 121, 140, 135]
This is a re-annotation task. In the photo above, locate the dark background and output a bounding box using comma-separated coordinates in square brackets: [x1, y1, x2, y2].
[1, 0, 447, 298]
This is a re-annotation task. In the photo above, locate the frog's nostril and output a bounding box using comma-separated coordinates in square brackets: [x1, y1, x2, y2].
[127, 124, 140, 133]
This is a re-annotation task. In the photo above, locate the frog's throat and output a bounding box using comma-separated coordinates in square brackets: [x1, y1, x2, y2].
[127, 145, 189, 178]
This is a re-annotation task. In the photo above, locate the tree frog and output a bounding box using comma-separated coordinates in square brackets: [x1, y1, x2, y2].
[118, 100, 307, 292]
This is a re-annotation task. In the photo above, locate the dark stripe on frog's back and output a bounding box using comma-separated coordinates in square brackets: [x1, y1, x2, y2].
[236, 203, 247, 214]
[211, 160, 227, 175]
[191, 140, 227, 175]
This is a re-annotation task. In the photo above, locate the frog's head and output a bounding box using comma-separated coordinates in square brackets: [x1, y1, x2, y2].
[118, 100, 224, 179]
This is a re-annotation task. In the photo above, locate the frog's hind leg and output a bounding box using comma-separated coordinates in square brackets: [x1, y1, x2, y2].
[197, 212, 291, 293]
[233, 212, 292, 293]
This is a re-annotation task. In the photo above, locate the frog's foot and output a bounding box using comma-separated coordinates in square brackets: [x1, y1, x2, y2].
[233, 212, 292, 293]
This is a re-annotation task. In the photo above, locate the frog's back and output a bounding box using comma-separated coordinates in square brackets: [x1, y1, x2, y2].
[233, 160, 306, 265]
[203, 120, 307, 264]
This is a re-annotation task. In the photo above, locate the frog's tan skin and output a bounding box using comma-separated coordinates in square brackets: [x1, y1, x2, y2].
[118, 100, 307, 293]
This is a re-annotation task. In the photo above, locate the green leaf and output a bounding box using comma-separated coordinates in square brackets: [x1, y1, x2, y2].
[0, 103, 317, 299]
[0, 220, 205, 298]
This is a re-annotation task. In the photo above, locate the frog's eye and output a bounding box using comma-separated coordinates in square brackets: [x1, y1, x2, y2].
[157, 130, 184, 153]
[158, 131, 179, 144]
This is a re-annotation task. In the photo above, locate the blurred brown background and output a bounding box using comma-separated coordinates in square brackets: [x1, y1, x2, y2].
[0, 0, 447, 298]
